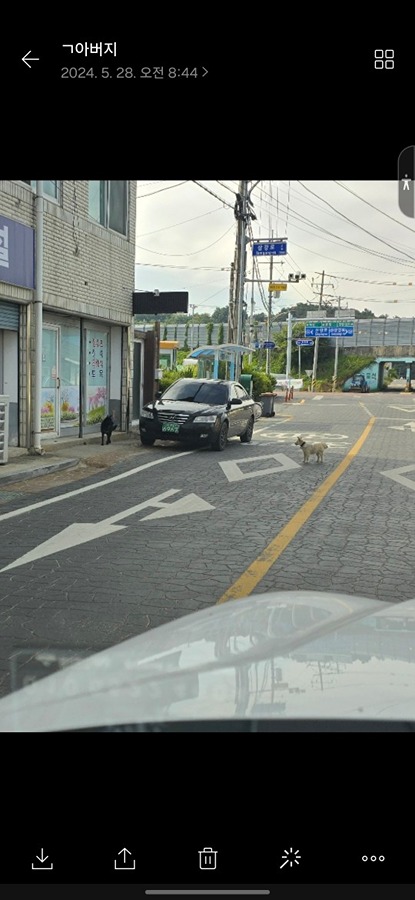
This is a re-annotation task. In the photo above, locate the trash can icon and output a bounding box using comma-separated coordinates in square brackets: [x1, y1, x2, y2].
[199, 847, 217, 870]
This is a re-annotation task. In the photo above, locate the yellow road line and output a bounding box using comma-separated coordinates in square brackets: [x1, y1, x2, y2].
[217, 416, 376, 604]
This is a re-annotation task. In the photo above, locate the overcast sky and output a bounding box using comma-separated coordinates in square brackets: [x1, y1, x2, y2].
[134, 181, 415, 319]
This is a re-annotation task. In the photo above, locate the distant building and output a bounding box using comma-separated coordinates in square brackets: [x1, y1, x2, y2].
[0, 181, 136, 446]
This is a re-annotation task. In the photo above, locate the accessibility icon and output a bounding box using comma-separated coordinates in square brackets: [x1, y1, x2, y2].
[398, 146, 415, 218]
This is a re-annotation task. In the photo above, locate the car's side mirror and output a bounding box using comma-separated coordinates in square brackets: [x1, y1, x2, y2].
[230, 398, 242, 405]
[155, 390, 162, 399]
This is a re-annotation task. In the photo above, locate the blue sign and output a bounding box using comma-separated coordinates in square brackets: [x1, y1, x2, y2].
[252, 242, 287, 256]
[296, 339, 314, 346]
[262, 341, 276, 349]
[305, 326, 354, 338]
[0, 215, 35, 289]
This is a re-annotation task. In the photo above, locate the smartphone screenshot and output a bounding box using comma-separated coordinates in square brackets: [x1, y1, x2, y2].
[0, 26, 413, 893]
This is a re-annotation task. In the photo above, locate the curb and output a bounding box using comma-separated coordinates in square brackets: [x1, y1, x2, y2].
[0, 458, 80, 486]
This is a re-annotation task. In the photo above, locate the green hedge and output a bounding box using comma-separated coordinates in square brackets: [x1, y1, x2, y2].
[159, 367, 197, 392]
[241, 364, 274, 400]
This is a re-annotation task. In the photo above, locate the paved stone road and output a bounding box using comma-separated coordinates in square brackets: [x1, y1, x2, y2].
[1, 392, 415, 695]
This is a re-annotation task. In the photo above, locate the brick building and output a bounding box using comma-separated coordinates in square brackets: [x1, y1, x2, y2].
[0, 180, 136, 446]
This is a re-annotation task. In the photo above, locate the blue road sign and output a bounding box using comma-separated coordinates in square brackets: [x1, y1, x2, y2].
[296, 339, 314, 346]
[262, 341, 276, 349]
[305, 326, 354, 338]
[252, 242, 287, 256]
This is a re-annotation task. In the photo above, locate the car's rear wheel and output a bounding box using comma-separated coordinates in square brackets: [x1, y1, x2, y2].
[240, 416, 254, 443]
[140, 434, 155, 446]
[211, 421, 228, 451]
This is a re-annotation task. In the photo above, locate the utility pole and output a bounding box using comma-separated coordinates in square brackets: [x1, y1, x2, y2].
[310, 271, 335, 392]
[286, 311, 293, 380]
[227, 259, 236, 344]
[234, 180, 259, 379]
[311, 271, 325, 392]
[332, 296, 347, 391]
[235, 180, 249, 350]
[266, 231, 273, 375]
[248, 274, 255, 364]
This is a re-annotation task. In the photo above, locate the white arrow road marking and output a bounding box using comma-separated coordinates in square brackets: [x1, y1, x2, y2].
[0, 489, 214, 572]
[388, 405, 415, 411]
[388, 421, 415, 431]
[313, 395, 324, 400]
[220, 453, 301, 483]
[0, 451, 196, 523]
[142, 493, 214, 520]
[381, 463, 415, 492]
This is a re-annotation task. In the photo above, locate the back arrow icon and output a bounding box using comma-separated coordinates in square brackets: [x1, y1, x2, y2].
[22, 51, 39, 68]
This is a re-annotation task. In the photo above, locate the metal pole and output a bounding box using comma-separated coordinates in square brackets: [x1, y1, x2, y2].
[235, 181, 249, 380]
[266, 232, 273, 375]
[32, 181, 44, 454]
[286, 311, 292, 379]
[249, 272, 255, 364]
[311, 270, 325, 392]
[190, 304, 196, 352]
[227, 260, 235, 344]
[154, 318, 160, 401]
[333, 339, 339, 392]
[332, 296, 341, 391]
[298, 345, 301, 377]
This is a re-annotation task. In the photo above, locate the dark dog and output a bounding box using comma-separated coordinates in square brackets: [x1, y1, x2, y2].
[101, 414, 117, 445]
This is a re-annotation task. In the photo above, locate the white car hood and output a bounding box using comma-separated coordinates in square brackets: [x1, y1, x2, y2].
[0, 591, 414, 731]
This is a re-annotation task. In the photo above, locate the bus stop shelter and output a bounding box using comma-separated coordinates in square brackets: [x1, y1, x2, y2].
[184, 344, 251, 380]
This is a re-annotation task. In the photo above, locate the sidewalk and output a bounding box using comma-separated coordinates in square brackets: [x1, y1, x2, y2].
[0, 430, 142, 487]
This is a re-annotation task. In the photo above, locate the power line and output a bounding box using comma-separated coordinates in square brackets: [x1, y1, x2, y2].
[252, 182, 415, 267]
[297, 181, 415, 262]
[136, 180, 188, 199]
[135, 263, 231, 270]
[192, 180, 235, 210]
[136, 206, 225, 238]
[136, 223, 235, 257]
[324, 274, 415, 286]
[334, 181, 415, 234]
[216, 180, 238, 195]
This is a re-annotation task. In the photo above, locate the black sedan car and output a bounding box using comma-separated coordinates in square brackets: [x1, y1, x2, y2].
[139, 378, 256, 451]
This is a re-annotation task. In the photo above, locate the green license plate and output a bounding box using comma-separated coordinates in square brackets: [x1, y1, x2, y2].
[162, 422, 180, 434]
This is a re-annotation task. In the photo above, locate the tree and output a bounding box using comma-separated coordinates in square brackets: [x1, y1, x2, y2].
[211, 306, 229, 323]
[206, 322, 214, 345]
[357, 308, 376, 318]
[217, 322, 224, 344]
[162, 325, 168, 340]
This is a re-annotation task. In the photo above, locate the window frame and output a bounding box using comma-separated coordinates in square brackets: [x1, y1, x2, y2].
[88, 180, 128, 237]
[19, 181, 60, 203]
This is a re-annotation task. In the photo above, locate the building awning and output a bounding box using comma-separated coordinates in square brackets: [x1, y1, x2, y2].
[187, 344, 250, 358]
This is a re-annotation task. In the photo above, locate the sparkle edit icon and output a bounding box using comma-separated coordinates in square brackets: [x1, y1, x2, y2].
[280, 848, 301, 869]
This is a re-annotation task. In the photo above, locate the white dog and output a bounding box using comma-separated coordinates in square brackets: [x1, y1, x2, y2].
[295, 435, 328, 463]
